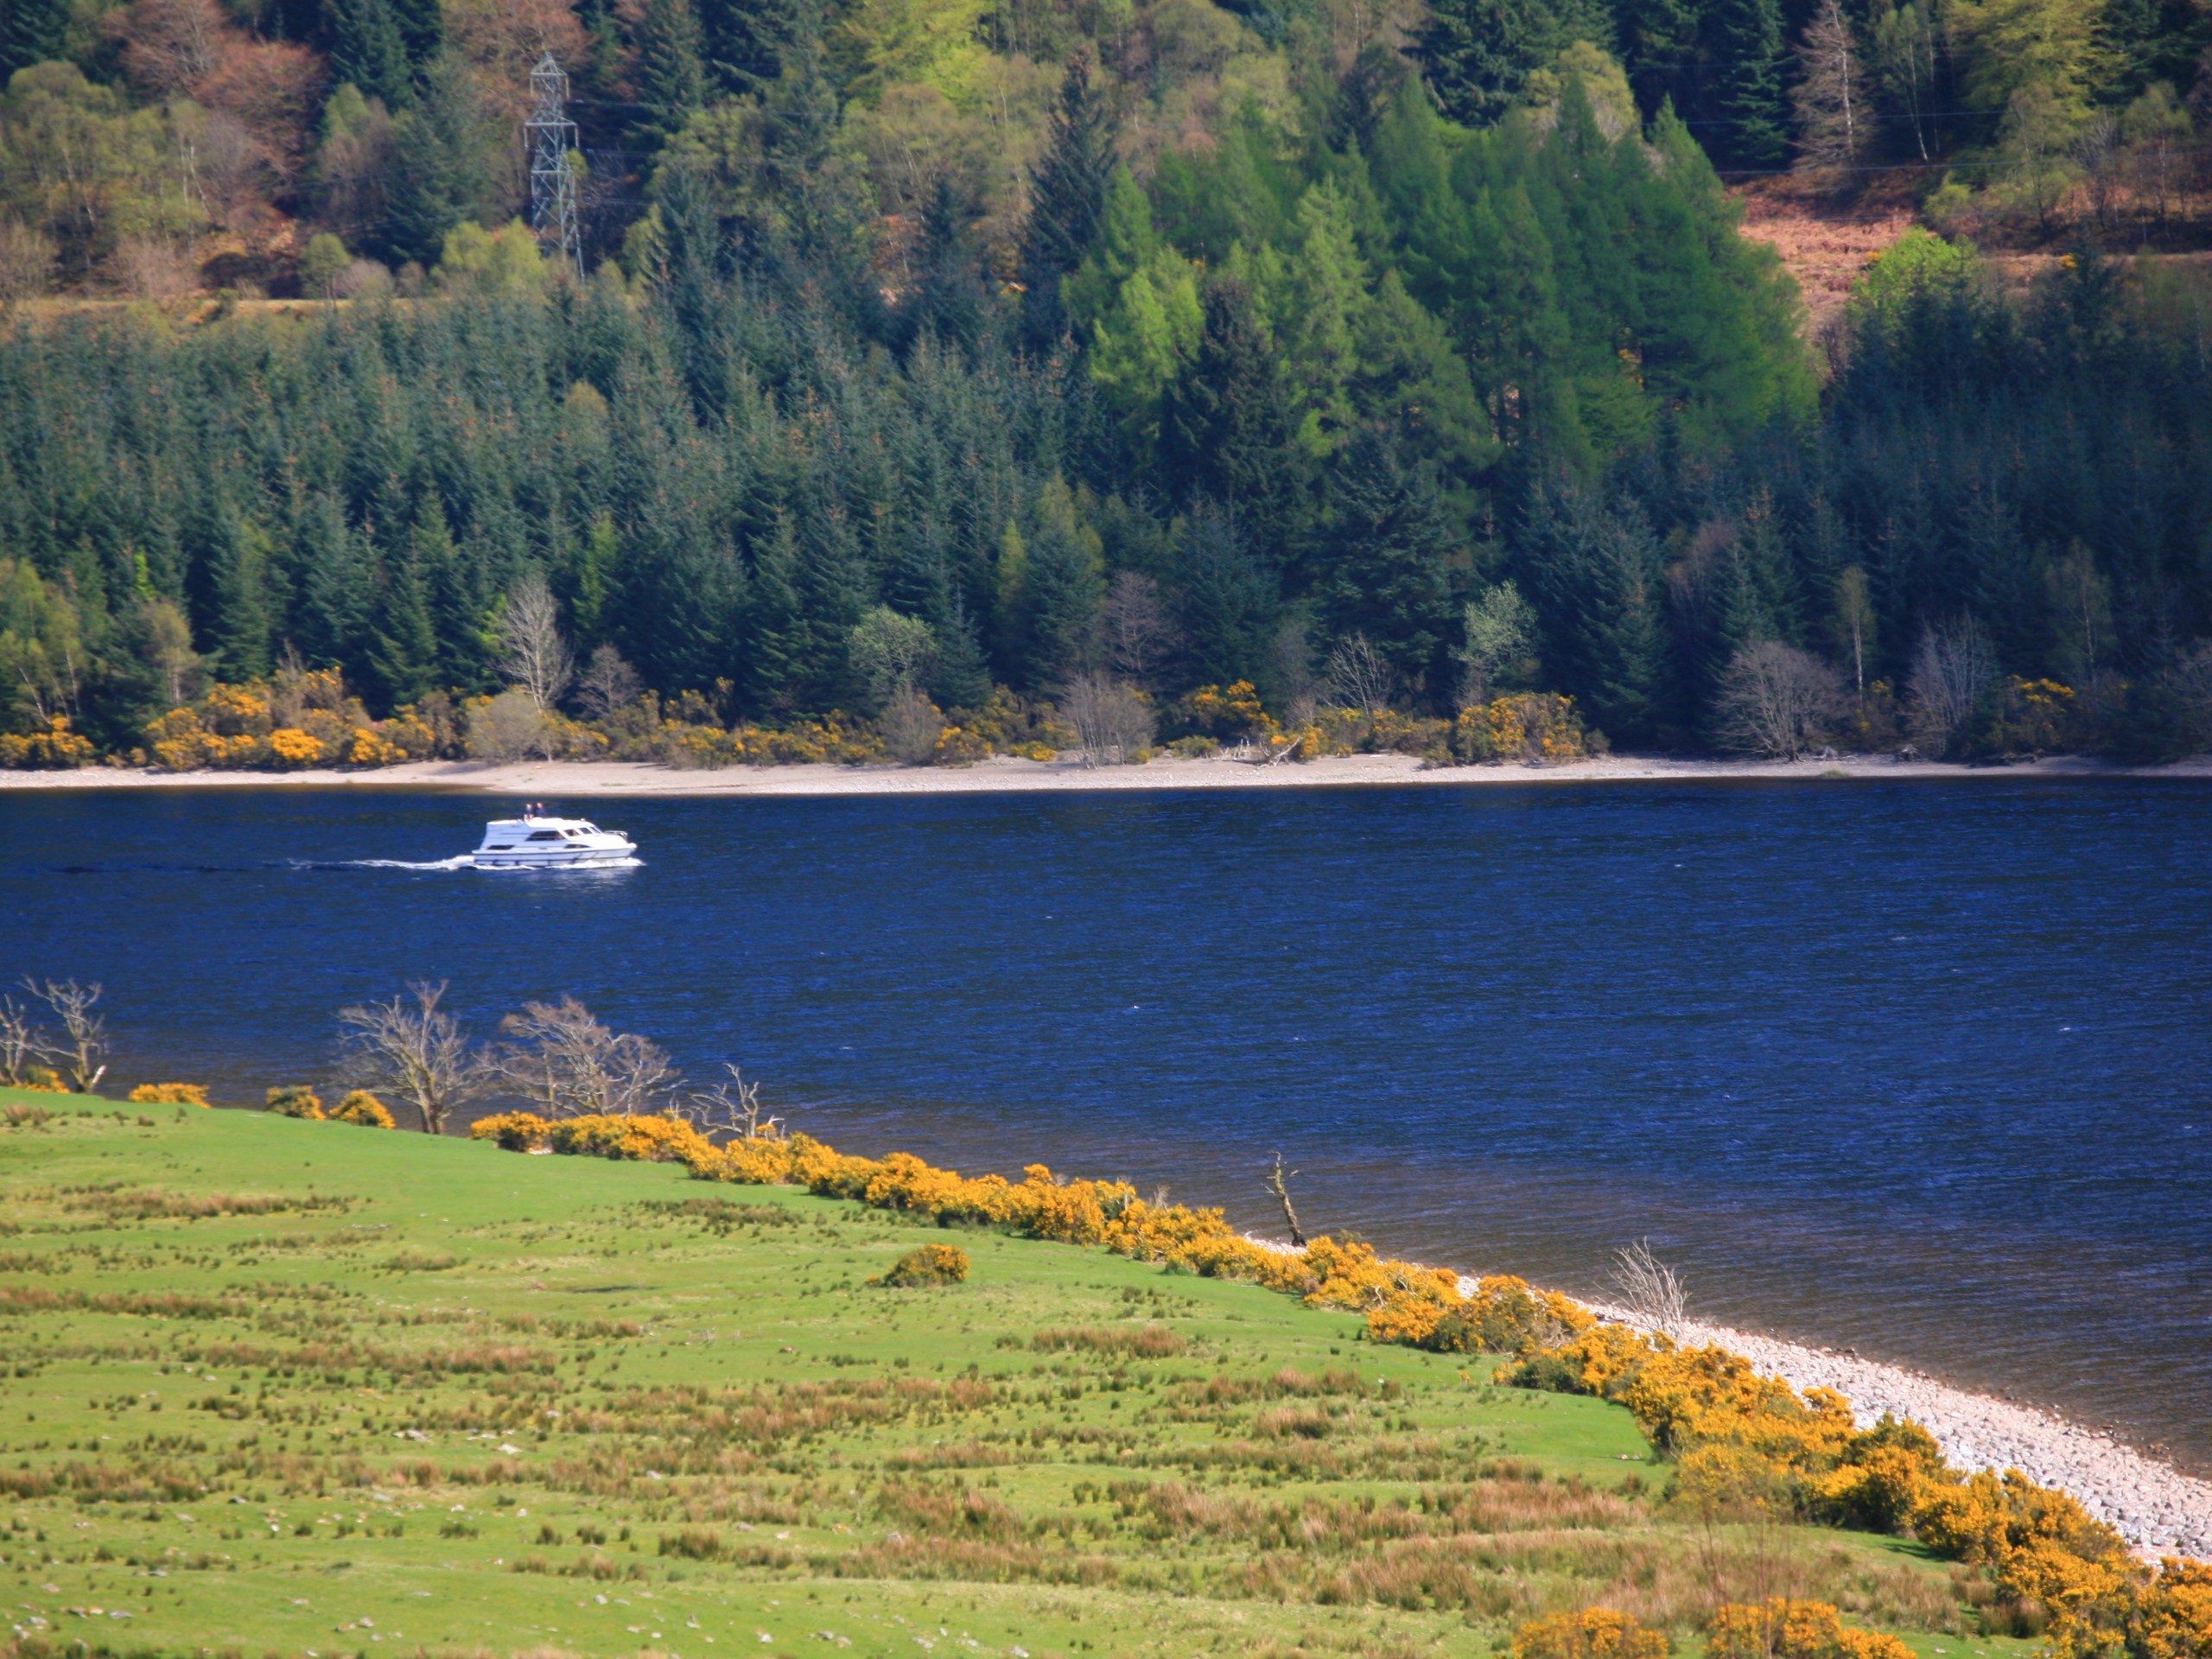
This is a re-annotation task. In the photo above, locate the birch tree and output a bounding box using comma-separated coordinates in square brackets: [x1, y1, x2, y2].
[1793, 0, 1865, 174]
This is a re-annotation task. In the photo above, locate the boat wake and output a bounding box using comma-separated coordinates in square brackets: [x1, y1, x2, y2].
[287, 856, 479, 873]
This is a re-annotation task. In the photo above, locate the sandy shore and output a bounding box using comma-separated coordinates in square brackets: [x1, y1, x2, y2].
[1574, 1298, 2212, 1560]
[3, 750, 2205, 796]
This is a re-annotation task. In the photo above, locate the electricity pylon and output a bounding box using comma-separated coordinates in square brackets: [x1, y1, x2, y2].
[524, 53, 583, 280]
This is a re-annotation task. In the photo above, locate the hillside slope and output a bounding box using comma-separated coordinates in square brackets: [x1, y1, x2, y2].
[0, 1090, 1999, 1659]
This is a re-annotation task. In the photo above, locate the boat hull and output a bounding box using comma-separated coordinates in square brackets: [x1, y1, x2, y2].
[470, 844, 636, 870]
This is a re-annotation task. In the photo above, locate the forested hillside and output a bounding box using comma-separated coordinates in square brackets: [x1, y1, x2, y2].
[1, 0, 2209, 766]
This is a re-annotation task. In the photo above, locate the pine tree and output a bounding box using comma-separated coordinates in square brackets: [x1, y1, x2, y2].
[204, 516, 276, 683]
[1159, 278, 1298, 517]
[1177, 500, 1281, 691]
[631, 0, 709, 149]
[1321, 429, 1459, 697]
[380, 53, 498, 264]
[372, 545, 440, 709]
[388, 0, 442, 66]
[1414, 0, 1618, 124]
[0, 0, 71, 79]
[327, 0, 411, 109]
[413, 501, 487, 691]
[906, 178, 988, 353]
[1020, 477, 1105, 690]
[1018, 49, 1115, 350]
[1709, 0, 1788, 168]
[1521, 477, 1668, 741]
[698, 0, 795, 93]
[743, 512, 806, 714]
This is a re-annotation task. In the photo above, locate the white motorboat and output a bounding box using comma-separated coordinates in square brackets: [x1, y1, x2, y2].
[470, 808, 637, 869]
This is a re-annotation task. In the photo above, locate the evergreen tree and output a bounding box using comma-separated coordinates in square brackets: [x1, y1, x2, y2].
[630, 0, 709, 149]
[380, 53, 499, 264]
[699, 0, 795, 93]
[1020, 477, 1105, 690]
[743, 512, 806, 713]
[1414, 0, 1617, 124]
[1522, 476, 1668, 740]
[1158, 278, 1299, 523]
[1708, 0, 1789, 168]
[327, 0, 411, 109]
[1018, 49, 1116, 351]
[372, 544, 440, 709]
[389, 0, 441, 65]
[203, 516, 276, 683]
[1321, 429, 1459, 697]
[411, 500, 486, 690]
[1177, 500, 1281, 691]
[906, 179, 988, 353]
[0, 0, 71, 79]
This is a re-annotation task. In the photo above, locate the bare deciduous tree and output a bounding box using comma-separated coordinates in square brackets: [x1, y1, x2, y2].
[0, 223, 57, 302]
[494, 573, 573, 712]
[1322, 633, 1393, 715]
[1060, 672, 1156, 767]
[1792, 0, 1864, 174]
[1262, 1152, 1306, 1249]
[574, 644, 643, 721]
[22, 977, 107, 1092]
[1611, 1237, 1688, 1339]
[1905, 621, 1996, 758]
[466, 688, 557, 762]
[1713, 640, 1845, 758]
[677, 1063, 784, 1141]
[878, 692, 945, 765]
[0, 991, 49, 1086]
[496, 997, 680, 1119]
[1101, 571, 1178, 684]
[338, 981, 487, 1135]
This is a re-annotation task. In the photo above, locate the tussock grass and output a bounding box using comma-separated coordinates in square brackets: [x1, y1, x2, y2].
[1030, 1323, 1186, 1357]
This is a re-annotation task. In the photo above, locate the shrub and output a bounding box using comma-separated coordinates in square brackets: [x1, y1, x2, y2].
[129, 1083, 211, 1107]
[1515, 1608, 1670, 1659]
[472, 1111, 553, 1152]
[1454, 694, 1590, 764]
[871, 1243, 970, 1287]
[0, 715, 98, 768]
[328, 1090, 395, 1128]
[1707, 1599, 1914, 1659]
[264, 1085, 324, 1119]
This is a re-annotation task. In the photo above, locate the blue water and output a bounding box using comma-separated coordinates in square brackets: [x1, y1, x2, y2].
[6, 779, 2209, 1467]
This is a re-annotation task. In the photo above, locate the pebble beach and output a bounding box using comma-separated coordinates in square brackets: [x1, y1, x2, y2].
[1576, 1298, 2212, 1560]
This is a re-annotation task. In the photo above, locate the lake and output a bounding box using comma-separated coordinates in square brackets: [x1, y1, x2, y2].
[6, 777, 2209, 1469]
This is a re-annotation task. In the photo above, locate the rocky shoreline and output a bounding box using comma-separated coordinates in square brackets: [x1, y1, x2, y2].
[1573, 1297, 2212, 1560]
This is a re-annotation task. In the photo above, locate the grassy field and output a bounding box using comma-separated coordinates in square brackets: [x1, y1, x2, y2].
[0, 1090, 2035, 1659]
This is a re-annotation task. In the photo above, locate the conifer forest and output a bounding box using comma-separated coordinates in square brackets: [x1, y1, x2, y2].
[0, 0, 2209, 763]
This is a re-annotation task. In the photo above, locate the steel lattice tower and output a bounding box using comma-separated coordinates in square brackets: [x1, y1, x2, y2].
[524, 53, 582, 280]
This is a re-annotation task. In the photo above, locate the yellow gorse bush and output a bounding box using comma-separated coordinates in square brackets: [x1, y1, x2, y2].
[469, 1109, 2210, 1656]
[328, 1090, 396, 1128]
[1514, 1608, 1670, 1659]
[1707, 1599, 1916, 1659]
[0, 715, 98, 768]
[127, 1082, 211, 1106]
[1456, 693, 1592, 764]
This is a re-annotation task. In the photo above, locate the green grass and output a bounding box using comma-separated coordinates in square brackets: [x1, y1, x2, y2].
[0, 1090, 2039, 1659]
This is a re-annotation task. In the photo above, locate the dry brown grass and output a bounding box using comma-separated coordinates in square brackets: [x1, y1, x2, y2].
[1031, 1323, 1187, 1357]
